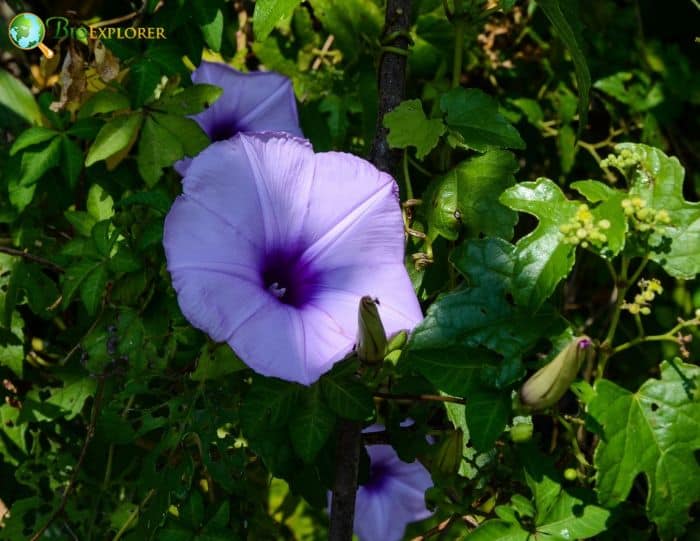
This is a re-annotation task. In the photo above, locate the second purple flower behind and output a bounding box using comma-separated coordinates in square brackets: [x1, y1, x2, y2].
[175, 61, 303, 175]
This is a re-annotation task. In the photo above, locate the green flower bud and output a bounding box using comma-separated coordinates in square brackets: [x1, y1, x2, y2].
[356, 296, 387, 363]
[510, 422, 533, 443]
[564, 468, 578, 481]
[519, 336, 594, 411]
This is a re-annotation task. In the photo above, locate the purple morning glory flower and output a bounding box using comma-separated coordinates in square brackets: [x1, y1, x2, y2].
[330, 424, 433, 541]
[175, 61, 302, 175]
[163, 132, 422, 384]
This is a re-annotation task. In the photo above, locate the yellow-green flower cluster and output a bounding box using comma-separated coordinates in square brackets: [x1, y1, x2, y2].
[622, 278, 663, 316]
[560, 204, 611, 248]
[621, 197, 671, 232]
[600, 148, 642, 169]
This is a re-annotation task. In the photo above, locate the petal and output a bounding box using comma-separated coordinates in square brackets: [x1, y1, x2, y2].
[238, 133, 315, 250]
[300, 152, 404, 268]
[296, 305, 355, 382]
[173, 157, 192, 176]
[164, 195, 262, 271]
[227, 301, 313, 384]
[354, 489, 395, 541]
[312, 264, 423, 339]
[169, 268, 265, 343]
[191, 61, 302, 140]
[182, 138, 269, 248]
[164, 196, 267, 343]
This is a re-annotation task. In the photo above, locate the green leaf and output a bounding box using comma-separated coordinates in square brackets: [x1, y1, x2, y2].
[405, 346, 501, 399]
[288, 387, 336, 462]
[85, 114, 143, 167]
[463, 520, 529, 540]
[440, 88, 525, 152]
[0, 69, 42, 125]
[467, 448, 610, 540]
[466, 390, 511, 452]
[537, 0, 591, 136]
[108, 245, 142, 273]
[404, 239, 564, 448]
[10, 136, 62, 188]
[0, 405, 28, 462]
[421, 150, 519, 242]
[8, 262, 60, 320]
[622, 143, 700, 279]
[81, 264, 108, 315]
[61, 260, 102, 309]
[87, 184, 115, 221]
[589, 360, 700, 540]
[10, 127, 57, 155]
[407, 238, 563, 361]
[594, 71, 663, 113]
[320, 375, 374, 421]
[522, 447, 610, 540]
[383, 99, 446, 159]
[66, 118, 103, 139]
[571, 180, 627, 256]
[91, 220, 115, 257]
[152, 84, 223, 116]
[0, 310, 24, 378]
[240, 376, 301, 438]
[128, 60, 162, 107]
[60, 136, 83, 188]
[254, 0, 302, 40]
[119, 190, 171, 214]
[137, 116, 184, 186]
[64, 210, 97, 237]
[78, 90, 131, 118]
[200, 8, 224, 50]
[152, 112, 209, 157]
[45, 376, 98, 421]
[190, 344, 246, 382]
[500, 178, 579, 309]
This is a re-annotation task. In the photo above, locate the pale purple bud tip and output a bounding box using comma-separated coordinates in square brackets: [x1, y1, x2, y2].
[577, 337, 593, 349]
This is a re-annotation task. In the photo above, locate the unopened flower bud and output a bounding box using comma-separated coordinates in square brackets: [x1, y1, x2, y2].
[564, 468, 578, 481]
[510, 421, 533, 443]
[519, 336, 594, 411]
[356, 296, 387, 363]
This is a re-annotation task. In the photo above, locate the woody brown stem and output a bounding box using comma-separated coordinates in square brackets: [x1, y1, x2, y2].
[329, 1, 412, 540]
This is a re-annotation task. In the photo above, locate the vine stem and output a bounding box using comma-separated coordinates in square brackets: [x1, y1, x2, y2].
[329, 1, 412, 539]
[373, 391, 466, 404]
[609, 317, 700, 357]
[0, 245, 64, 273]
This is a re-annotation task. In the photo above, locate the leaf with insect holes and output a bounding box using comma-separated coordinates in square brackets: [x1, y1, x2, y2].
[589, 360, 700, 540]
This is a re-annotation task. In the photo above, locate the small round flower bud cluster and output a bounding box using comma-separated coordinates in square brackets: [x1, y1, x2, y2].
[560, 204, 611, 248]
[622, 278, 663, 316]
[621, 197, 671, 233]
[600, 148, 643, 170]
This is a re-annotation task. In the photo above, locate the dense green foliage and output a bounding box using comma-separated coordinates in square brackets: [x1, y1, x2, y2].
[0, 0, 699, 539]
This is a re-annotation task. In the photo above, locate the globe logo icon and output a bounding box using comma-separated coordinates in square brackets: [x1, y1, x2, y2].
[8, 12, 54, 58]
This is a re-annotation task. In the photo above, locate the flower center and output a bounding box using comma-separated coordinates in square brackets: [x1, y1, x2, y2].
[207, 119, 240, 142]
[261, 249, 318, 308]
[364, 461, 391, 493]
